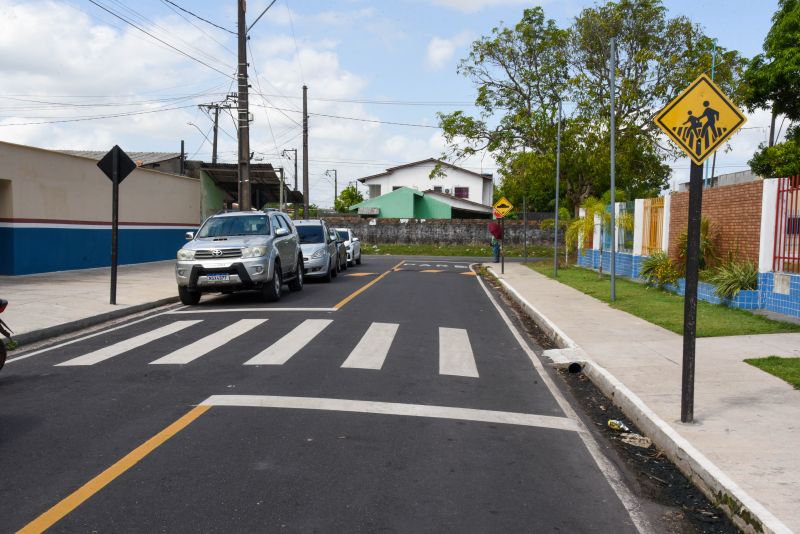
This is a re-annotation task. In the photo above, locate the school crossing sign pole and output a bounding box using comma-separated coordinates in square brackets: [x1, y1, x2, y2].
[653, 73, 746, 423]
[493, 197, 514, 274]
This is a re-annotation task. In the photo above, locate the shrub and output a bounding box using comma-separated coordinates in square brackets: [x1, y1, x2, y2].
[707, 260, 758, 299]
[640, 251, 680, 288]
[677, 216, 720, 271]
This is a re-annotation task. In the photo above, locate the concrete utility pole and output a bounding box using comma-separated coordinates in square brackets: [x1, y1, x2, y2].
[237, 0, 251, 210]
[326, 169, 338, 206]
[211, 105, 219, 164]
[554, 99, 562, 278]
[302, 85, 309, 219]
[277, 167, 285, 212]
[282, 148, 298, 191]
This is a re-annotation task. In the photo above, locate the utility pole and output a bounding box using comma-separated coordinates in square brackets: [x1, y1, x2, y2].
[282, 148, 298, 191]
[277, 167, 285, 212]
[609, 37, 617, 302]
[326, 169, 338, 206]
[302, 85, 309, 219]
[237, 0, 251, 210]
[211, 105, 219, 164]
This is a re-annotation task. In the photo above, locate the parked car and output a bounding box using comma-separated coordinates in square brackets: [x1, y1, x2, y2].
[328, 224, 348, 272]
[175, 209, 303, 305]
[336, 228, 362, 266]
[294, 219, 339, 282]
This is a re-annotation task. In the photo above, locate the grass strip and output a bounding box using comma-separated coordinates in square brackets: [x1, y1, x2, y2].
[527, 262, 800, 338]
[744, 356, 800, 389]
[364, 243, 562, 258]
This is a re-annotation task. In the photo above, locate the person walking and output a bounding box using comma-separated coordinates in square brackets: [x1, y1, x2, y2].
[488, 221, 503, 263]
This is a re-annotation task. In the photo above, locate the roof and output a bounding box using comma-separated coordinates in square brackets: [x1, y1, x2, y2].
[423, 190, 492, 213]
[199, 162, 303, 204]
[357, 158, 493, 183]
[56, 150, 181, 166]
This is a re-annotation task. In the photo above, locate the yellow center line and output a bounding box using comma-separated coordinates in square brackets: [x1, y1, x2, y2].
[333, 260, 405, 310]
[17, 405, 211, 534]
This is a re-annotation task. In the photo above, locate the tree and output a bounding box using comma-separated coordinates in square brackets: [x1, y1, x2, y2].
[334, 185, 364, 213]
[744, 0, 800, 176]
[438, 1, 745, 210]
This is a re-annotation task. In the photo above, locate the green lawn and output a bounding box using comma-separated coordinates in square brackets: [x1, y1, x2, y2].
[744, 356, 800, 389]
[526, 262, 800, 337]
[364, 243, 561, 258]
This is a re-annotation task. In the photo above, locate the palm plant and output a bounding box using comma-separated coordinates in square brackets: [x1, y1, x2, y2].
[566, 194, 634, 276]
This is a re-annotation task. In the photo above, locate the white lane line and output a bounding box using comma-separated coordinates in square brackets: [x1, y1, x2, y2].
[454, 265, 467, 269]
[341, 322, 399, 370]
[55, 321, 202, 366]
[168, 307, 337, 314]
[150, 319, 266, 365]
[436, 264, 449, 268]
[200, 395, 579, 433]
[243, 319, 333, 365]
[419, 263, 431, 267]
[471, 263, 652, 533]
[439, 327, 479, 378]
[405, 263, 416, 266]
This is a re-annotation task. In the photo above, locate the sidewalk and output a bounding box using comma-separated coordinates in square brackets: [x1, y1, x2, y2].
[0, 261, 178, 344]
[489, 262, 800, 534]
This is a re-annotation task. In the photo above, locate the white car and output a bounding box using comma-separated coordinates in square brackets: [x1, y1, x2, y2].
[336, 228, 362, 266]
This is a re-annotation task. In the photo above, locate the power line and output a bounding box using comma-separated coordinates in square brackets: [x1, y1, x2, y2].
[248, 102, 441, 129]
[162, 0, 236, 35]
[87, 0, 234, 80]
[160, 0, 237, 57]
[0, 103, 197, 127]
[285, 0, 305, 84]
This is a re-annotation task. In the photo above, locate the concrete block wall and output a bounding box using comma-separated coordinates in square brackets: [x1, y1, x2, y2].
[320, 217, 557, 247]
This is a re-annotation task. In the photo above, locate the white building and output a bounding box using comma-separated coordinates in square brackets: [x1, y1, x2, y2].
[357, 158, 493, 206]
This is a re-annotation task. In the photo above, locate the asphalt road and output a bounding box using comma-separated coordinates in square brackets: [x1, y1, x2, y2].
[1, 256, 641, 533]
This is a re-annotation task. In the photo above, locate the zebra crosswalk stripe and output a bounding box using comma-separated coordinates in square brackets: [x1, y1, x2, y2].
[341, 322, 399, 370]
[244, 319, 333, 366]
[150, 319, 267, 365]
[438, 327, 479, 378]
[56, 320, 203, 366]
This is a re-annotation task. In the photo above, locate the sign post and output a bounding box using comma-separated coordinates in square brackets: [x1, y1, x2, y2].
[97, 146, 137, 305]
[493, 197, 514, 274]
[653, 74, 745, 423]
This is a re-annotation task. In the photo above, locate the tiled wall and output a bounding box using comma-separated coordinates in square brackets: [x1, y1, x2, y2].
[577, 250, 642, 279]
[664, 279, 761, 310]
[759, 272, 800, 318]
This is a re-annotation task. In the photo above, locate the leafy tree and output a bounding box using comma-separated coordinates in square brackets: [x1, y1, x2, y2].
[334, 185, 364, 213]
[744, 0, 800, 176]
[438, 1, 745, 210]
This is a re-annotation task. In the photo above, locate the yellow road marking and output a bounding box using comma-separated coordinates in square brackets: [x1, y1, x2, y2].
[334, 260, 404, 310]
[345, 272, 377, 277]
[17, 405, 211, 534]
[460, 272, 477, 276]
[420, 269, 444, 273]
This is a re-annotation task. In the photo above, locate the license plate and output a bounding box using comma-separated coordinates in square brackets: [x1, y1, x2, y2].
[206, 273, 229, 281]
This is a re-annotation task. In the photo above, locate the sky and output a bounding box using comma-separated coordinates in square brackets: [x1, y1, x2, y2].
[0, 0, 782, 208]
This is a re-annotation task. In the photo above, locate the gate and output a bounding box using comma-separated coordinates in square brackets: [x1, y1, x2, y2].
[642, 197, 664, 256]
[774, 176, 800, 273]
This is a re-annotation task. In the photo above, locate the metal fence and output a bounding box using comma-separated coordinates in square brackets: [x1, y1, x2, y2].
[642, 197, 664, 256]
[774, 176, 800, 273]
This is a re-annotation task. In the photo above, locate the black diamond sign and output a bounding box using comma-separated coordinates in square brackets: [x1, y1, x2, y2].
[97, 145, 137, 184]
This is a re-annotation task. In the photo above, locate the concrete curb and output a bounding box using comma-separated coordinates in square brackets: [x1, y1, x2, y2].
[486, 265, 792, 534]
[10, 297, 179, 347]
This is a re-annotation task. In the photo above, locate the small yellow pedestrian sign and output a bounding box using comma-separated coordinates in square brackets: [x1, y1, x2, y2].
[654, 74, 746, 165]
[493, 197, 514, 218]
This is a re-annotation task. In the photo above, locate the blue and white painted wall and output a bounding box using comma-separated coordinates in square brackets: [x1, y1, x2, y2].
[0, 141, 200, 275]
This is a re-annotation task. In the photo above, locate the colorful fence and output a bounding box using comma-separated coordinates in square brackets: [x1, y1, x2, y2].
[642, 197, 664, 256]
[773, 176, 800, 273]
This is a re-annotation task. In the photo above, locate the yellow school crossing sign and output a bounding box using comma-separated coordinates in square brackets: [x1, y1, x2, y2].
[654, 74, 746, 165]
[493, 197, 514, 218]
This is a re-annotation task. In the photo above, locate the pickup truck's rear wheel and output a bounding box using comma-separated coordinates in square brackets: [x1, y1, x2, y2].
[288, 259, 304, 292]
[178, 286, 201, 305]
[263, 265, 282, 302]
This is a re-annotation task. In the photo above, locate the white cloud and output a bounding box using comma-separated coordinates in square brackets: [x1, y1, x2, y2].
[426, 31, 471, 71]
[431, 0, 538, 13]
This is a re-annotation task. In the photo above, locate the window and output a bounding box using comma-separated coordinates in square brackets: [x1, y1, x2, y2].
[297, 225, 324, 244]
[197, 215, 270, 238]
[392, 186, 402, 191]
[433, 186, 442, 193]
[368, 185, 381, 198]
[454, 187, 469, 199]
[279, 215, 293, 232]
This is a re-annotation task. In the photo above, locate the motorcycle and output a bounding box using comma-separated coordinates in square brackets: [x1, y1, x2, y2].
[0, 299, 12, 370]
